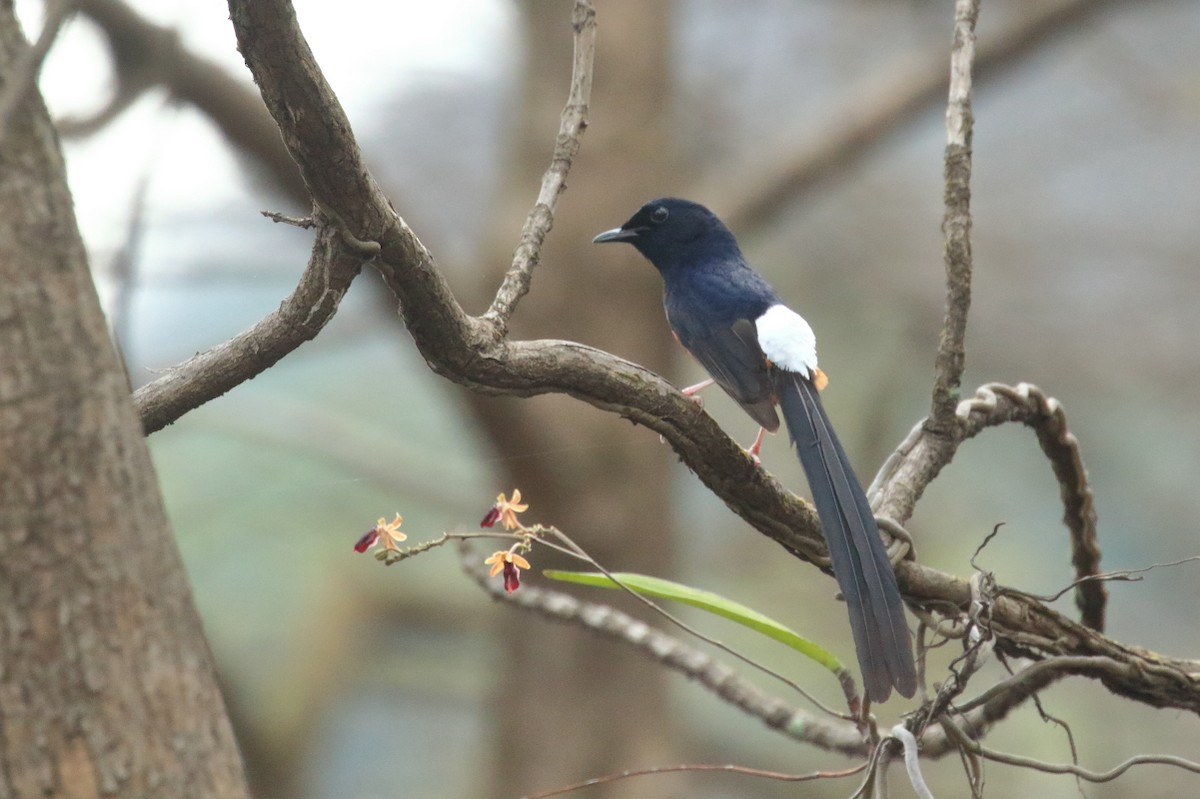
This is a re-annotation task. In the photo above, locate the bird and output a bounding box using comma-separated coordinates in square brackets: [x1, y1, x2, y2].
[593, 197, 916, 703]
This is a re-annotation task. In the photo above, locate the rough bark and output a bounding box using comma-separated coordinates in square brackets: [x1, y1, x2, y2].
[0, 6, 251, 797]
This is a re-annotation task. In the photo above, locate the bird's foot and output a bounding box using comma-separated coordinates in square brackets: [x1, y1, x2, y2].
[681, 378, 715, 406]
[744, 426, 768, 465]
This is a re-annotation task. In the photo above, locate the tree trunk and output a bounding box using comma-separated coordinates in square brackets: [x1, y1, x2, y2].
[0, 8, 251, 798]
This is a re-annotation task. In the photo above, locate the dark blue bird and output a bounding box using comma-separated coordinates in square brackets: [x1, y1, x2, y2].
[594, 197, 916, 703]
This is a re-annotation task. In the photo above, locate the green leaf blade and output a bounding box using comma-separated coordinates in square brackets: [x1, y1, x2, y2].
[543, 569, 845, 675]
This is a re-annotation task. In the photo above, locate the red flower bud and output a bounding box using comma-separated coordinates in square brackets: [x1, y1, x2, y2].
[353, 529, 379, 553]
[502, 561, 521, 593]
[480, 505, 501, 528]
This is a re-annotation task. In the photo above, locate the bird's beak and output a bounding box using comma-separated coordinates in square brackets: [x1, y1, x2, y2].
[592, 227, 640, 244]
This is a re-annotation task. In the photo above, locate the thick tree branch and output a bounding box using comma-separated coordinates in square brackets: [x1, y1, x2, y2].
[484, 1, 595, 333]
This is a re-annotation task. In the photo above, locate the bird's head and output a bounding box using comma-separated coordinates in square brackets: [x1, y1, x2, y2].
[592, 197, 740, 273]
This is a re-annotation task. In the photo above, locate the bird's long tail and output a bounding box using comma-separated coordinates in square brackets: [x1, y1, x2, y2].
[776, 372, 916, 702]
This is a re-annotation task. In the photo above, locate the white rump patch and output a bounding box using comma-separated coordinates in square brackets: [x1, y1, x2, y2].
[756, 304, 818, 377]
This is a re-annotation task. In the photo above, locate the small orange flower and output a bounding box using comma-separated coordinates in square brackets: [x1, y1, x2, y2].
[354, 513, 407, 553]
[484, 549, 532, 593]
[483, 489, 528, 531]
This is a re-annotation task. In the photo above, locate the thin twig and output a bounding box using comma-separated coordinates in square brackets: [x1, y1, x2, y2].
[1014, 556, 1200, 605]
[929, 0, 978, 431]
[940, 715, 985, 796]
[109, 156, 154, 348]
[848, 744, 888, 799]
[484, 0, 595, 333]
[968, 745, 1200, 783]
[261, 210, 316, 228]
[485, 529, 854, 719]
[523, 761, 866, 799]
[0, 0, 75, 148]
[969, 522, 1006, 571]
[1028, 691, 1086, 799]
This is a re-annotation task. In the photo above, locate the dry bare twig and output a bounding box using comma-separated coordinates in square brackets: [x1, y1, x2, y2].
[484, 1, 595, 332]
[1021, 556, 1200, 606]
[968, 744, 1200, 783]
[524, 761, 866, 799]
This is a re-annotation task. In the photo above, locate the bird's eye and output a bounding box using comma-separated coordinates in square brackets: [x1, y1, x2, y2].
[651, 206, 669, 223]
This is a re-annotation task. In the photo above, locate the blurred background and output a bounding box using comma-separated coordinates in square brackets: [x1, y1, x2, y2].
[19, 0, 1200, 796]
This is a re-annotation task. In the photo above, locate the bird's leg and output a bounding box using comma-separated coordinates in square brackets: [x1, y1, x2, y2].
[681, 378, 714, 397]
[680, 378, 715, 407]
[745, 426, 768, 463]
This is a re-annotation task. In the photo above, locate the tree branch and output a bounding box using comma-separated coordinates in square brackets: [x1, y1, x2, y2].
[917, 656, 1096, 758]
[930, 0, 977, 432]
[483, 0, 595, 333]
[870, 382, 1105, 629]
[133, 222, 362, 432]
[956, 383, 1105, 629]
[969, 744, 1200, 783]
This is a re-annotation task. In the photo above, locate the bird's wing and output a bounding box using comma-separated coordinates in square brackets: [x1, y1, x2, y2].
[679, 317, 780, 431]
